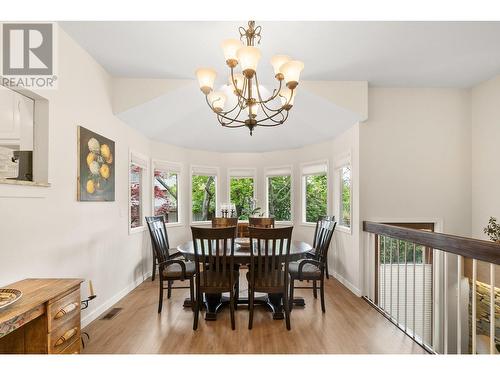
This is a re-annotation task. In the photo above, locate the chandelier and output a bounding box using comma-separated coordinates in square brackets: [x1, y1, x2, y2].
[195, 21, 304, 135]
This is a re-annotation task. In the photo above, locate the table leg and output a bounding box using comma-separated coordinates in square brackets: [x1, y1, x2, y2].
[267, 293, 285, 320]
[204, 293, 225, 321]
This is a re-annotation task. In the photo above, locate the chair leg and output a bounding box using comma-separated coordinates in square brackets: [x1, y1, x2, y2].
[248, 286, 254, 330]
[320, 277, 326, 313]
[229, 288, 236, 330]
[313, 281, 318, 299]
[283, 288, 291, 331]
[234, 279, 239, 311]
[158, 277, 164, 314]
[167, 280, 172, 299]
[189, 278, 195, 312]
[151, 258, 156, 281]
[289, 278, 295, 311]
[193, 289, 200, 330]
[325, 260, 330, 279]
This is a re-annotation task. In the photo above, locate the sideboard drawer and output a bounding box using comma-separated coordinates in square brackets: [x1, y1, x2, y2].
[58, 337, 81, 354]
[47, 288, 80, 332]
[48, 313, 80, 354]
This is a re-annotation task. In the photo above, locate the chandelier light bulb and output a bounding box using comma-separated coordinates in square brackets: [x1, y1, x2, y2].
[279, 87, 295, 110]
[270, 55, 291, 80]
[236, 46, 261, 79]
[208, 91, 227, 112]
[280, 60, 304, 90]
[195, 68, 217, 95]
[229, 73, 245, 92]
[245, 101, 259, 118]
[221, 39, 243, 67]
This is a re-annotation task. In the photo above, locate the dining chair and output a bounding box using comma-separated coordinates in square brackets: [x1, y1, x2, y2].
[191, 226, 238, 330]
[247, 226, 293, 330]
[212, 217, 238, 228]
[146, 216, 195, 314]
[307, 215, 335, 278]
[145, 216, 182, 282]
[248, 217, 275, 228]
[289, 218, 336, 313]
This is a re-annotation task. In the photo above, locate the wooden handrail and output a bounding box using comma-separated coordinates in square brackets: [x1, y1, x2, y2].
[363, 221, 500, 265]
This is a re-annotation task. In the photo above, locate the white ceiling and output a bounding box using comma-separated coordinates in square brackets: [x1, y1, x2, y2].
[61, 21, 500, 87]
[59, 21, 500, 152]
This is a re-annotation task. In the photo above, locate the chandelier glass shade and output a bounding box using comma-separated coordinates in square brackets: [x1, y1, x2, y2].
[195, 20, 304, 135]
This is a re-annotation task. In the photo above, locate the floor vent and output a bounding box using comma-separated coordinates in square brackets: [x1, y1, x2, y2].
[100, 307, 123, 320]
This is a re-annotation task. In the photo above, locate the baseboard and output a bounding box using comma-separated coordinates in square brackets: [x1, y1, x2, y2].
[81, 271, 152, 328]
[331, 271, 362, 297]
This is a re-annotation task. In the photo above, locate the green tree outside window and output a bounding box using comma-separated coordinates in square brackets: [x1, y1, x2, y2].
[192, 175, 216, 221]
[267, 175, 291, 221]
[305, 173, 327, 223]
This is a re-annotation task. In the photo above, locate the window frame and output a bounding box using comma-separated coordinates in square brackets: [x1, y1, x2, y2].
[190, 165, 219, 225]
[300, 160, 329, 226]
[227, 168, 257, 221]
[151, 159, 182, 228]
[335, 154, 352, 234]
[265, 165, 293, 224]
[129, 150, 149, 234]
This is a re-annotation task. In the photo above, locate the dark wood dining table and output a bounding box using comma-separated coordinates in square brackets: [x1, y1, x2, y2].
[177, 238, 313, 320]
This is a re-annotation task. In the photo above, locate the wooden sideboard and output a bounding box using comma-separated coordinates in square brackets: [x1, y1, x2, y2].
[0, 278, 83, 354]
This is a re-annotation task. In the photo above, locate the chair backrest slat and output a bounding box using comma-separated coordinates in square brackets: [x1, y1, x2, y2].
[212, 217, 238, 228]
[146, 216, 171, 263]
[249, 217, 275, 228]
[249, 227, 293, 287]
[314, 218, 336, 266]
[191, 226, 236, 287]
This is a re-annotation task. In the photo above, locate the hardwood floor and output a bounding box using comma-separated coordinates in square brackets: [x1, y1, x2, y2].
[82, 275, 426, 354]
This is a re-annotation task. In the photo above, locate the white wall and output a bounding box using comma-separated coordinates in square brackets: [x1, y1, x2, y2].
[0, 27, 152, 327]
[359, 87, 473, 353]
[150, 125, 361, 295]
[471, 75, 500, 239]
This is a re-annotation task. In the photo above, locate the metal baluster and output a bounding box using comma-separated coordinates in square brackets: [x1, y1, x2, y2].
[413, 243, 416, 340]
[397, 239, 400, 325]
[405, 241, 408, 333]
[422, 246, 426, 346]
[490, 263, 496, 354]
[390, 238, 393, 319]
[377, 235, 381, 306]
[457, 255, 462, 354]
[383, 236, 387, 311]
[444, 251, 448, 354]
[472, 259, 477, 354]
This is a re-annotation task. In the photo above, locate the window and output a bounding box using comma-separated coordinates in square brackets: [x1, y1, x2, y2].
[302, 162, 328, 223]
[153, 161, 180, 224]
[266, 167, 292, 222]
[339, 165, 351, 228]
[130, 151, 148, 232]
[191, 166, 217, 222]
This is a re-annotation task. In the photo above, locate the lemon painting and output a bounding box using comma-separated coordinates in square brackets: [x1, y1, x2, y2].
[78, 126, 115, 201]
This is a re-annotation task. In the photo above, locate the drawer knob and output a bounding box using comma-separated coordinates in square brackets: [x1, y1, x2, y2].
[54, 302, 79, 319]
[55, 327, 78, 347]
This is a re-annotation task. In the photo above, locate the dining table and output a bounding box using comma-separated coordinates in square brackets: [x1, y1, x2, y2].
[177, 237, 313, 320]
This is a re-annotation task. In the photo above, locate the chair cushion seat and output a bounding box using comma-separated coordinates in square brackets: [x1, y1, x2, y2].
[199, 270, 239, 292]
[289, 260, 322, 279]
[162, 261, 195, 279]
[246, 270, 286, 292]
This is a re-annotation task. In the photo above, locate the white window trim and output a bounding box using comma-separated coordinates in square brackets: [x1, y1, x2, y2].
[227, 168, 257, 220]
[300, 159, 329, 226]
[151, 159, 182, 228]
[264, 165, 293, 223]
[335, 153, 352, 234]
[129, 150, 149, 234]
[190, 164, 219, 225]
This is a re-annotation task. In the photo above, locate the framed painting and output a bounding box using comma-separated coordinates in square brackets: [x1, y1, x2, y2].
[77, 126, 115, 201]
